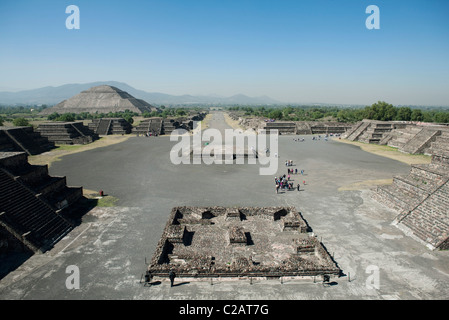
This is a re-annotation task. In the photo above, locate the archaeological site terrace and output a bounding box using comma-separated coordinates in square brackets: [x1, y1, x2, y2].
[148, 206, 341, 280]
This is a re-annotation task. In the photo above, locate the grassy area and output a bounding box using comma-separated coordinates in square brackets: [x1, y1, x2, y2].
[338, 178, 393, 191]
[79, 189, 119, 208]
[28, 135, 133, 168]
[335, 138, 431, 165]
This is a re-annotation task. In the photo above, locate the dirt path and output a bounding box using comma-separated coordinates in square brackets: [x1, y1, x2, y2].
[222, 112, 245, 131]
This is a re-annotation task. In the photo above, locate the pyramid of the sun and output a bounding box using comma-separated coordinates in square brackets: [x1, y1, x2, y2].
[40, 85, 159, 115]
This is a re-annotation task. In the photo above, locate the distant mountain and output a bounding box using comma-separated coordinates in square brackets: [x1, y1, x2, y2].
[0, 81, 282, 106]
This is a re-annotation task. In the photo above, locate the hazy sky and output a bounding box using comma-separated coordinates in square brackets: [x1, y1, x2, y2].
[0, 0, 448, 105]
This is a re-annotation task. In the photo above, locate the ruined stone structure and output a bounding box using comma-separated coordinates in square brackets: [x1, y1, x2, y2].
[148, 206, 340, 279]
[343, 120, 449, 155]
[227, 113, 351, 135]
[133, 117, 164, 136]
[88, 118, 132, 135]
[0, 152, 82, 253]
[345, 119, 449, 250]
[372, 152, 449, 250]
[263, 122, 297, 135]
[134, 114, 206, 136]
[40, 85, 160, 115]
[262, 121, 351, 135]
[163, 118, 183, 135]
[36, 122, 99, 145]
[343, 119, 397, 144]
[0, 126, 55, 155]
[299, 122, 352, 135]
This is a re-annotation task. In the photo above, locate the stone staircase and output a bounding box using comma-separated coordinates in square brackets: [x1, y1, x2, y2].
[396, 181, 449, 250]
[163, 119, 181, 135]
[0, 151, 83, 211]
[95, 119, 112, 135]
[372, 152, 449, 250]
[88, 118, 132, 135]
[344, 121, 371, 141]
[387, 126, 423, 149]
[426, 131, 449, 157]
[357, 122, 394, 144]
[133, 117, 163, 135]
[0, 168, 73, 253]
[37, 122, 98, 145]
[379, 125, 446, 155]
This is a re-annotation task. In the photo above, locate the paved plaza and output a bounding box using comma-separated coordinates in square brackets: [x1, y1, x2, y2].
[0, 112, 448, 300]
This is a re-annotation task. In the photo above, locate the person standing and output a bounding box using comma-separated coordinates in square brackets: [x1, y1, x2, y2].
[169, 270, 176, 287]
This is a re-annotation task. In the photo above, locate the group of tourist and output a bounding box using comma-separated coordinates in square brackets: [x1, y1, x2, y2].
[275, 162, 306, 193]
[287, 167, 304, 175]
[275, 175, 296, 193]
[146, 131, 159, 137]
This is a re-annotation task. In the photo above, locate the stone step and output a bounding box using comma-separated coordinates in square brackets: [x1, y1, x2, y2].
[346, 121, 371, 141]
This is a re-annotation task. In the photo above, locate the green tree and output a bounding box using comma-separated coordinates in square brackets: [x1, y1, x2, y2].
[434, 112, 449, 124]
[47, 112, 61, 120]
[124, 114, 134, 124]
[268, 109, 283, 120]
[56, 113, 75, 122]
[396, 107, 412, 121]
[13, 117, 30, 126]
[411, 109, 424, 121]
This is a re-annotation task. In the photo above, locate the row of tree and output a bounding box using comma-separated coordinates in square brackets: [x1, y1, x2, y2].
[0, 105, 48, 115]
[0, 117, 31, 127]
[228, 102, 449, 124]
[46, 110, 139, 124]
[142, 108, 187, 118]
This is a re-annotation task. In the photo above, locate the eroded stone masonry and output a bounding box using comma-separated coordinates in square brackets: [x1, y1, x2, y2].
[148, 206, 341, 279]
[372, 148, 449, 250]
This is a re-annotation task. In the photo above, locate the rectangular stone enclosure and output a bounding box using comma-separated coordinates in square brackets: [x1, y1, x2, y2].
[148, 206, 341, 279]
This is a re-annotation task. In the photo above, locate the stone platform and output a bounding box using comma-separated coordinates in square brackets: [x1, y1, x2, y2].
[36, 122, 99, 145]
[148, 206, 340, 279]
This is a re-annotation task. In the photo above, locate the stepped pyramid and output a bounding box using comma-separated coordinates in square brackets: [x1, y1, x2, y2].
[0, 152, 82, 253]
[372, 148, 449, 250]
[40, 85, 160, 115]
[0, 126, 55, 155]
